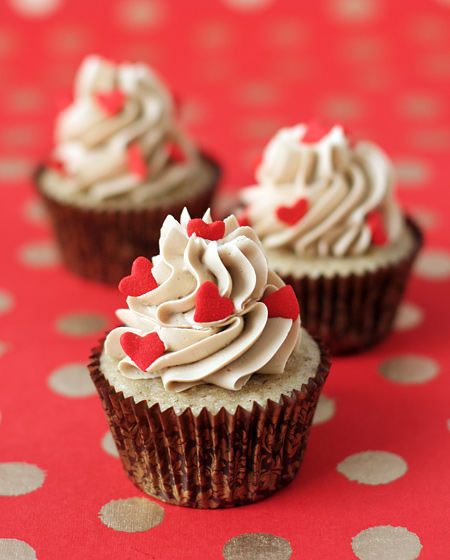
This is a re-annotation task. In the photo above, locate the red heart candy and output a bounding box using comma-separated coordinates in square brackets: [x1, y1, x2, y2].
[237, 211, 250, 228]
[127, 142, 148, 179]
[120, 331, 165, 372]
[119, 257, 158, 297]
[166, 141, 186, 163]
[367, 210, 388, 246]
[187, 219, 225, 241]
[276, 198, 308, 226]
[95, 89, 126, 116]
[262, 285, 299, 321]
[48, 157, 67, 176]
[302, 121, 334, 143]
[194, 281, 234, 323]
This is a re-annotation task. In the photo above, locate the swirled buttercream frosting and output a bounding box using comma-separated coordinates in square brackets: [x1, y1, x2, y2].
[104, 209, 301, 392]
[240, 123, 405, 257]
[49, 55, 208, 204]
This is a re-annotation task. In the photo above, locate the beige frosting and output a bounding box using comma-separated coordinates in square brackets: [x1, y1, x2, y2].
[104, 209, 301, 392]
[50, 55, 208, 205]
[240, 124, 405, 257]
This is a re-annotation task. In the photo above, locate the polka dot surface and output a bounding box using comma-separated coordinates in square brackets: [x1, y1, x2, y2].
[7, 0, 63, 17]
[0, 289, 14, 315]
[393, 302, 424, 331]
[48, 363, 96, 398]
[114, 0, 165, 29]
[312, 393, 336, 426]
[56, 312, 108, 336]
[414, 250, 450, 280]
[0, 158, 34, 182]
[379, 355, 439, 384]
[0, 539, 37, 560]
[393, 159, 432, 187]
[352, 526, 422, 560]
[101, 431, 119, 458]
[0, 463, 45, 496]
[337, 451, 407, 485]
[222, 533, 292, 560]
[99, 498, 165, 532]
[222, 0, 274, 11]
[326, 0, 380, 22]
[18, 240, 60, 268]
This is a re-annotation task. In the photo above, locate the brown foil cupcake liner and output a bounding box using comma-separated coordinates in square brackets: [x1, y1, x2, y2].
[88, 338, 331, 509]
[282, 218, 423, 355]
[34, 154, 220, 284]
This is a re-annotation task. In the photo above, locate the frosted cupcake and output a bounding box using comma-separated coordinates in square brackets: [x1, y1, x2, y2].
[35, 55, 220, 283]
[238, 123, 422, 354]
[89, 209, 330, 508]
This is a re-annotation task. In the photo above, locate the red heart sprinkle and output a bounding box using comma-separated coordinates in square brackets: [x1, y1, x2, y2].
[302, 121, 334, 143]
[187, 219, 225, 241]
[276, 198, 308, 226]
[95, 89, 126, 116]
[48, 157, 67, 176]
[166, 141, 186, 163]
[237, 211, 250, 228]
[127, 142, 148, 179]
[194, 281, 234, 323]
[120, 331, 165, 372]
[262, 285, 299, 321]
[367, 211, 388, 246]
[119, 257, 158, 297]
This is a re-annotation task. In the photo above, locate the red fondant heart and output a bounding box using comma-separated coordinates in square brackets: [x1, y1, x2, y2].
[127, 142, 148, 179]
[262, 285, 299, 321]
[166, 141, 186, 163]
[119, 257, 158, 297]
[187, 219, 225, 241]
[367, 210, 388, 246]
[95, 89, 126, 116]
[48, 157, 67, 176]
[194, 281, 234, 323]
[302, 121, 334, 143]
[276, 198, 308, 226]
[237, 211, 250, 228]
[120, 331, 165, 372]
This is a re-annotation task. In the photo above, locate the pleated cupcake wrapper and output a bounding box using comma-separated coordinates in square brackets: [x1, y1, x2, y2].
[34, 154, 220, 284]
[283, 218, 423, 355]
[89, 338, 331, 509]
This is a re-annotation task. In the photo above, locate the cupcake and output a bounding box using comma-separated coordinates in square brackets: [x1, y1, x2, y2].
[89, 208, 331, 508]
[35, 55, 220, 283]
[238, 123, 422, 354]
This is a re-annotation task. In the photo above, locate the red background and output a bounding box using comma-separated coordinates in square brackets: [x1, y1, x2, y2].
[1, 0, 450, 558]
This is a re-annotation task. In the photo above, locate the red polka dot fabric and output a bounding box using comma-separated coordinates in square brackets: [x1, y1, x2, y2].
[1, 1, 449, 558]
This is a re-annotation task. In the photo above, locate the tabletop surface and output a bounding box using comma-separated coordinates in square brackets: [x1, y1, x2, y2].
[1, 1, 450, 559]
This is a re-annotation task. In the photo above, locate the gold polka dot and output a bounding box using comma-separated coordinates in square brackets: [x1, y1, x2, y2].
[239, 117, 284, 140]
[48, 363, 96, 398]
[352, 526, 422, 560]
[18, 240, 60, 267]
[193, 21, 235, 49]
[326, 0, 380, 22]
[319, 96, 364, 120]
[263, 19, 310, 48]
[0, 341, 10, 358]
[393, 303, 424, 331]
[236, 82, 279, 106]
[337, 451, 407, 485]
[22, 198, 48, 225]
[8, 0, 63, 17]
[102, 431, 120, 458]
[56, 312, 108, 336]
[7, 87, 46, 113]
[0, 539, 37, 560]
[0, 157, 34, 181]
[414, 250, 450, 280]
[0, 463, 46, 496]
[393, 159, 432, 187]
[396, 93, 441, 120]
[1, 124, 40, 147]
[45, 26, 91, 54]
[0, 290, 13, 315]
[407, 15, 448, 43]
[114, 0, 166, 29]
[409, 207, 438, 230]
[312, 394, 336, 426]
[340, 36, 386, 62]
[223, 533, 292, 560]
[99, 498, 164, 532]
[0, 28, 17, 56]
[222, 0, 274, 11]
[379, 355, 439, 384]
[410, 129, 450, 151]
